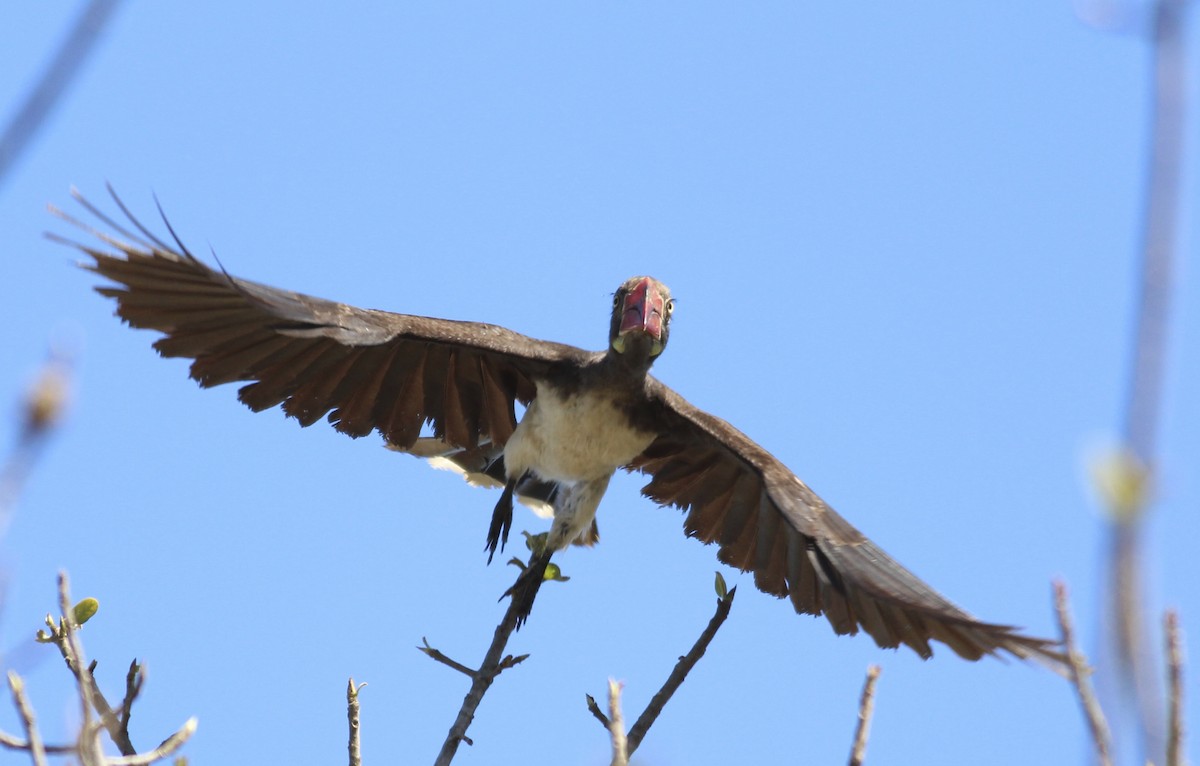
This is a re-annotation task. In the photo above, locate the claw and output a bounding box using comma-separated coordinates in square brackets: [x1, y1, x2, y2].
[502, 552, 551, 629]
[485, 479, 516, 564]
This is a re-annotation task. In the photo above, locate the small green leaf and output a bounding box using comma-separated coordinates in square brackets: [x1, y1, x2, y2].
[714, 572, 728, 600]
[544, 563, 570, 582]
[72, 597, 99, 626]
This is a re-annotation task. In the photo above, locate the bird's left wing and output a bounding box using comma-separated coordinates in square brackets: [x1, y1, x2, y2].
[53, 189, 591, 451]
[628, 377, 1065, 667]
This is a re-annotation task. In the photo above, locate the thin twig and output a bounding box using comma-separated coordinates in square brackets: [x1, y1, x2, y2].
[0, 731, 74, 756]
[585, 694, 611, 729]
[431, 558, 547, 766]
[39, 576, 135, 756]
[607, 679, 628, 766]
[118, 660, 144, 733]
[105, 717, 196, 766]
[86, 661, 133, 755]
[55, 572, 104, 766]
[1164, 610, 1185, 766]
[17, 575, 195, 764]
[0, 0, 122, 189]
[1055, 581, 1113, 766]
[347, 678, 365, 766]
[6, 671, 48, 766]
[623, 586, 736, 756]
[418, 638, 481, 678]
[847, 665, 882, 766]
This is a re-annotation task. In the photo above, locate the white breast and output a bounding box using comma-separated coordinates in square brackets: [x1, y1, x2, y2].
[503, 385, 656, 483]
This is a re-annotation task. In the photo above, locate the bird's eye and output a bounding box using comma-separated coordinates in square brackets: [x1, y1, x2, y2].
[665, 299, 676, 315]
[612, 294, 621, 308]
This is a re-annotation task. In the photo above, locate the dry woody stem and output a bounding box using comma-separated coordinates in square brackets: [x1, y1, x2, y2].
[847, 665, 881, 766]
[1054, 581, 1113, 766]
[0, 572, 196, 766]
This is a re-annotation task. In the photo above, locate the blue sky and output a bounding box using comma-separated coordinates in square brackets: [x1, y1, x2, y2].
[2, 3, 1198, 764]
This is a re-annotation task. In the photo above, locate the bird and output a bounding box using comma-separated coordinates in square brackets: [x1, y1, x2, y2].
[53, 187, 1063, 667]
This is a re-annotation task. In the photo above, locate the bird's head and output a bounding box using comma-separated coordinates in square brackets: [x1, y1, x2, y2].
[609, 276, 673, 363]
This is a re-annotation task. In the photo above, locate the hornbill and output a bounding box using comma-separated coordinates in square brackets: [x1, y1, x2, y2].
[53, 188, 1063, 667]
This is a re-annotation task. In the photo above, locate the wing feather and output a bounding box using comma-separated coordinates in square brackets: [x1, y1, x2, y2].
[59, 190, 591, 452]
[381, 345, 429, 448]
[629, 378, 1065, 668]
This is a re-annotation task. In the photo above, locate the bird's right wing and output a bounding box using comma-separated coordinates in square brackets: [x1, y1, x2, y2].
[54, 188, 592, 451]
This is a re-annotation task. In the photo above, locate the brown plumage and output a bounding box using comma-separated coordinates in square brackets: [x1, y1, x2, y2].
[54, 187, 1064, 668]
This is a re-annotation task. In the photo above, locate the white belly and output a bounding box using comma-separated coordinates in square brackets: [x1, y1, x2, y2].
[503, 385, 656, 483]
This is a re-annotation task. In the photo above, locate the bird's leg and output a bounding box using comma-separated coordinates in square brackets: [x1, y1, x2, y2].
[485, 478, 517, 564]
[504, 547, 553, 629]
[545, 474, 610, 551]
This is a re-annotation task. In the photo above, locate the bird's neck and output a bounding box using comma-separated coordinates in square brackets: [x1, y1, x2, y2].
[600, 342, 656, 384]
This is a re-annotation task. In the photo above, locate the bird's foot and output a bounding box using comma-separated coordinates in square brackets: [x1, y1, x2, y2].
[485, 479, 516, 564]
[502, 551, 552, 629]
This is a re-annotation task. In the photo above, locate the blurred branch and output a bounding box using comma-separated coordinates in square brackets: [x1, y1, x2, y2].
[1103, 0, 1191, 760]
[847, 665, 881, 766]
[5, 671, 49, 766]
[1121, 0, 1187, 458]
[1056, 581, 1114, 766]
[0, 0, 122, 190]
[0, 351, 72, 538]
[1164, 610, 1185, 766]
[105, 719, 195, 766]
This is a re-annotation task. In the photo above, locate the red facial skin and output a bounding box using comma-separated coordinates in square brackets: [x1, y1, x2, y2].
[618, 277, 665, 340]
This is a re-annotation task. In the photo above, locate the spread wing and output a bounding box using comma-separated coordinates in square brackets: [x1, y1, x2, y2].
[54, 188, 591, 450]
[630, 378, 1064, 666]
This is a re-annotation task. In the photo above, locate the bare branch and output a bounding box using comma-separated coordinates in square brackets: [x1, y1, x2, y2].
[86, 662, 135, 756]
[1164, 610, 1185, 766]
[105, 717, 197, 766]
[847, 665, 882, 766]
[432, 550, 551, 766]
[624, 585, 736, 756]
[585, 694, 611, 729]
[55, 572, 106, 766]
[347, 678, 365, 766]
[0, 731, 75, 756]
[607, 680, 628, 766]
[37, 575, 142, 758]
[118, 660, 145, 734]
[1054, 581, 1113, 766]
[6, 671, 48, 766]
[7, 575, 195, 765]
[418, 638, 479, 678]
